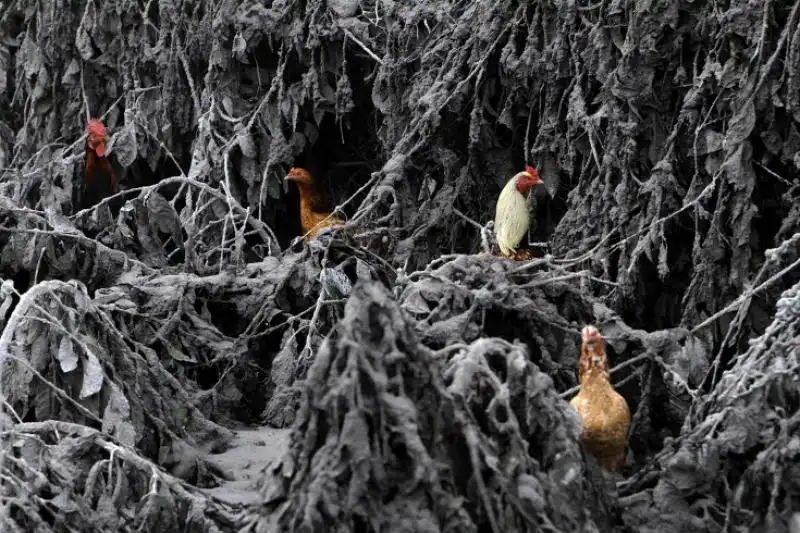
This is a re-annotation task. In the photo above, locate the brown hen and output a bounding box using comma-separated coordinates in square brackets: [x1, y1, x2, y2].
[285, 167, 345, 242]
[569, 325, 631, 473]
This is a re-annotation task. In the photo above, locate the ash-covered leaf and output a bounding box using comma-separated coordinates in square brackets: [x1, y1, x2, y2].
[724, 99, 756, 150]
[109, 120, 138, 168]
[166, 342, 198, 363]
[0, 31, 9, 94]
[79, 347, 105, 399]
[102, 382, 136, 446]
[45, 207, 81, 235]
[321, 267, 353, 299]
[302, 120, 320, 145]
[28, 319, 51, 372]
[329, 0, 359, 18]
[790, 513, 800, 533]
[657, 238, 669, 280]
[422, 310, 477, 345]
[271, 327, 298, 390]
[0, 278, 15, 326]
[666, 334, 710, 389]
[75, 17, 94, 60]
[355, 258, 371, 281]
[235, 122, 257, 158]
[144, 191, 183, 244]
[60, 58, 81, 86]
[22, 234, 40, 268]
[695, 128, 725, 156]
[232, 32, 247, 61]
[57, 336, 78, 373]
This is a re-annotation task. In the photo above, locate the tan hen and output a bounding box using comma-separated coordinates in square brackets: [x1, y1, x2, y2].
[569, 325, 631, 473]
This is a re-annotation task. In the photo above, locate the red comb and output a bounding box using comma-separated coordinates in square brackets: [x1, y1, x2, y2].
[524, 165, 538, 176]
[86, 118, 106, 136]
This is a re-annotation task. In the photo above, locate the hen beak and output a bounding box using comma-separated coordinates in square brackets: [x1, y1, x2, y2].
[284, 174, 295, 183]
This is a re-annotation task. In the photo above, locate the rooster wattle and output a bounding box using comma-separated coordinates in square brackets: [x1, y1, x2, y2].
[493, 165, 543, 259]
[569, 325, 631, 473]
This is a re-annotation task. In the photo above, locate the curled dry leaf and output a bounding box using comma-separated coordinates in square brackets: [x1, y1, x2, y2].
[57, 336, 78, 373]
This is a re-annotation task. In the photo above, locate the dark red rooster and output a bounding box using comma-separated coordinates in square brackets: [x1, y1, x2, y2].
[79, 118, 119, 211]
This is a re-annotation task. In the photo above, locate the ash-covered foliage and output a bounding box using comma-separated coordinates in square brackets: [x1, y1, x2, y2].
[0, 0, 799, 531]
[248, 280, 622, 533]
[620, 279, 800, 533]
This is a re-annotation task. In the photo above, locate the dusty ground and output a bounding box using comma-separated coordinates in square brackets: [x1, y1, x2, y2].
[203, 426, 292, 505]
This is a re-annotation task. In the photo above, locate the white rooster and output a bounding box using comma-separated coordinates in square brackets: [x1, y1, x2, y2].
[493, 165, 543, 258]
